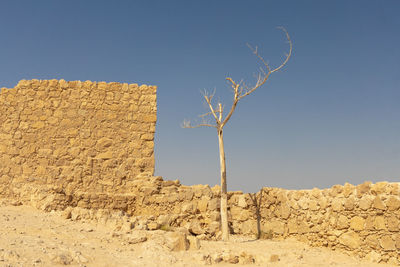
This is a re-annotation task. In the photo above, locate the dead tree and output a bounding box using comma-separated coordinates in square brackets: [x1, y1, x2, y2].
[183, 27, 292, 241]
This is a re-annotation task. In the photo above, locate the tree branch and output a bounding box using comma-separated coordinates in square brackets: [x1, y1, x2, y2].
[182, 119, 217, 129]
[239, 26, 292, 100]
[202, 90, 220, 125]
[184, 27, 292, 131]
[222, 78, 240, 127]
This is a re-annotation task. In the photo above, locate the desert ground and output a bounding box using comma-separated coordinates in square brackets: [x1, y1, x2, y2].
[0, 200, 395, 267]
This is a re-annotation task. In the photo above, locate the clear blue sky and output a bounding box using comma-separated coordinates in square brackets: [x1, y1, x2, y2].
[1, 1, 399, 192]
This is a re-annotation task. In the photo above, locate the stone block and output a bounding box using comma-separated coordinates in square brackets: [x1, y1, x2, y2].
[358, 196, 372, 210]
[208, 198, 220, 211]
[374, 216, 387, 230]
[372, 196, 386, 210]
[164, 232, 189, 251]
[371, 182, 388, 195]
[96, 151, 113, 160]
[241, 220, 257, 235]
[309, 200, 319, 211]
[356, 181, 371, 196]
[96, 137, 113, 151]
[189, 220, 205, 235]
[344, 197, 355, 210]
[339, 232, 361, 250]
[297, 198, 308, 209]
[394, 234, 400, 249]
[331, 198, 343, 211]
[386, 216, 399, 232]
[238, 194, 248, 208]
[380, 236, 396, 251]
[337, 215, 349, 229]
[197, 198, 208, 212]
[230, 206, 251, 221]
[365, 234, 380, 249]
[277, 203, 291, 219]
[181, 202, 197, 214]
[350, 216, 365, 231]
[32, 121, 45, 129]
[261, 219, 285, 235]
[187, 235, 200, 250]
[386, 196, 400, 211]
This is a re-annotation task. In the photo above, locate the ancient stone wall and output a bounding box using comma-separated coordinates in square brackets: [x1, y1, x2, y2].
[229, 182, 400, 265]
[31, 179, 399, 265]
[0, 79, 157, 198]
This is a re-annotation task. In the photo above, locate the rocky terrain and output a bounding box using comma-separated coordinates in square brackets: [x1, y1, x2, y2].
[0, 200, 396, 267]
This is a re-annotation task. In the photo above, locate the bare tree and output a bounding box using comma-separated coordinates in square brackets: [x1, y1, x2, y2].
[183, 27, 292, 241]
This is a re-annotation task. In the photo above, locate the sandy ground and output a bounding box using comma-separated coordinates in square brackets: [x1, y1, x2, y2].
[0, 202, 396, 267]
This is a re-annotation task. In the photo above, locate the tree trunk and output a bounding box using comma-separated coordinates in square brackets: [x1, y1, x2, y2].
[218, 129, 229, 241]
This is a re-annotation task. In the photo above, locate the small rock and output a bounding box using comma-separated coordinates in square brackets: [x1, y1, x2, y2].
[189, 220, 205, 235]
[157, 214, 173, 226]
[211, 253, 223, 264]
[73, 251, 89, 264]
[222, 252, 239, 264]
[207, 221, 220, 235]
[127, 232, 148, 244]
[193, 253, 212, 265]
[128, 236, 148, 244]
[134, 219, 148, 230]
[164, 232, 189, 251]
[147, 222, 159, 230]
[110, 231, 121, 238]
[10, 201, 22, 206]
[120, 220, 133, 233]
[51, 253, 73, 265]
[187, 235, 201, 250]
[239, 252, 255, 264]
[62, 207, 73, 219]
[270, 254, 280, 262]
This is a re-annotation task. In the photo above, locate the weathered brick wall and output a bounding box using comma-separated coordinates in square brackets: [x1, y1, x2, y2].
[0, 79, 157, 198]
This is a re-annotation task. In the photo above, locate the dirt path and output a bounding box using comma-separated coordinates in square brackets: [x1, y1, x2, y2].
[0, 203, 395, 267]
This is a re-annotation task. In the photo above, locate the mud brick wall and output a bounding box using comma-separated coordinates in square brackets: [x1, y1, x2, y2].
[0, 79, 157, 197]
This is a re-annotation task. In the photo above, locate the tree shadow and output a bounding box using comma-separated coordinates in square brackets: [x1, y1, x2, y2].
[249, 188, 264, 240]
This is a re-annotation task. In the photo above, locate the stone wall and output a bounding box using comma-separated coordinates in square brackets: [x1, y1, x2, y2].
[230, 182, 400, 265]
[26, 178, 399, 265]
[0, 79, 157, 198]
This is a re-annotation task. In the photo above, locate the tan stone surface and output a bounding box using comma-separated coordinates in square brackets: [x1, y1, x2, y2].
[339, 232, 361, 250]
[380, 236, 396, 251]
[0, 79, 157, 198]
[350, 216, 365, 231]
